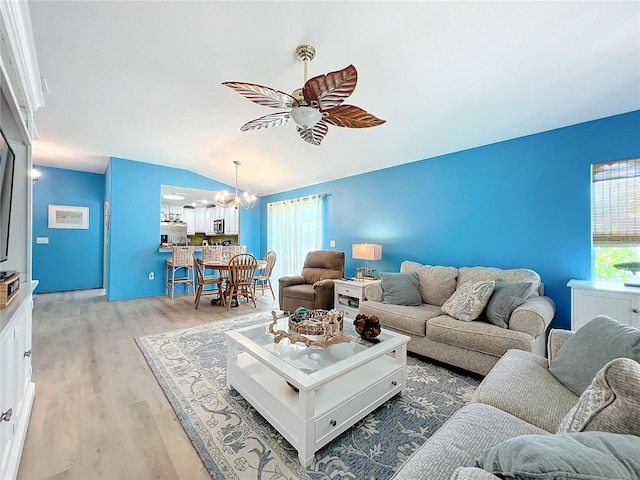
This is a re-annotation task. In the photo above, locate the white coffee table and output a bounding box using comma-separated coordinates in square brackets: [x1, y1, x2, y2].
[226, 316, 409, 467]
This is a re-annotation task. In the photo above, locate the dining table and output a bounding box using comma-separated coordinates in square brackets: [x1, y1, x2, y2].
[202, 259, 267, 306]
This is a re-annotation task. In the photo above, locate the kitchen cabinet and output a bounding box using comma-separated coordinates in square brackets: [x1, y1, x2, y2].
[183, 208, 196, 235]
[567, 280, 640, 330]
[161, 204, 184, 222]
[0, 282, 36, 480]
[204, 207, 215, 234]
[211, 205, 223, 220]
[194, 208, 206, 232]
[224, 207, 239, 235]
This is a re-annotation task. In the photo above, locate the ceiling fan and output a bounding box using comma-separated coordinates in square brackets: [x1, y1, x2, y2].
[222, 45, 385, 146]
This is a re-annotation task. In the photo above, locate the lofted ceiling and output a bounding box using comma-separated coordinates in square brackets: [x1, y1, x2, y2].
[27, 1, 640, 196]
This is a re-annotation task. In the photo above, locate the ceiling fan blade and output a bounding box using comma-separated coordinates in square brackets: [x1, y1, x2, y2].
[222, 82, 297, 109]
[325, 105, 386, 128]
[302, 65, 357, 111]
[240, 112, 291, 131]
[297, 120, 329, 146]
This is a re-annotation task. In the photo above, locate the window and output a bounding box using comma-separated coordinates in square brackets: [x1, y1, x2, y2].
[592, 158, 640, 281]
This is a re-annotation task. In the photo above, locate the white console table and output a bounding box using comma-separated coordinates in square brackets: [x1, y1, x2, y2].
[567, 279, 640, 331]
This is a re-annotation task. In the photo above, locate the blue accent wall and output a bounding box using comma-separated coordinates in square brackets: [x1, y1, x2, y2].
[262, 111, 640, 330]
[32, 166, 105, 293]
[31, 111, 640, 328]
[105, 157, 254, 301]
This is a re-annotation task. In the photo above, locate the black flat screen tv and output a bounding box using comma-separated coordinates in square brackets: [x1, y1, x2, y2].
[0, 125, 16, 269]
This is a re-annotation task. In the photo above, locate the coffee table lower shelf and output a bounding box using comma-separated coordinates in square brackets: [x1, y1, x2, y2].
[227, 351, 404, 467]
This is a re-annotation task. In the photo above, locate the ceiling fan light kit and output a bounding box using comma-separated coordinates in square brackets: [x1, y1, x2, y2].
[289, 105, 322, 129]
[222, 44, 385, 145]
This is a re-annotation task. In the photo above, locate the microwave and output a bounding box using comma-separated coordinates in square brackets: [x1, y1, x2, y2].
[213, 219, 224, 234]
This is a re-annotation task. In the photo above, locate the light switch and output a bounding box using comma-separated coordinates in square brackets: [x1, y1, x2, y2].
[36, 237, 49, 244]
[330, 240, 336, 247]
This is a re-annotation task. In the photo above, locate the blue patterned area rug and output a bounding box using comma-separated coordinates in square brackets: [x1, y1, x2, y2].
[135, 311, 480, 480]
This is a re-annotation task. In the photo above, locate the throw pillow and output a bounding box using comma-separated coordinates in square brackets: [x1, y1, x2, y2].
[548, 315, 640, 395]
[441, 280, 495, 322]
[476, 432, 640, 480]
[380, 272, 422, 306]
[557, 357, 640, 436]
[400, 261, 458, 306]
[483, 281, 533, 328]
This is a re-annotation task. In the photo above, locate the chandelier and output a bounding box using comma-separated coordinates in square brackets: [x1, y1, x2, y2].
[215, 161, 257, 209]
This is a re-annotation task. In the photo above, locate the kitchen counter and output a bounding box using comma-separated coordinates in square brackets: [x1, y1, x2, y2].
[159, 246, 203, 253]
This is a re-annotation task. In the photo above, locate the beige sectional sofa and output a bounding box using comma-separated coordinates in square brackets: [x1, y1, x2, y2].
[359, 262, 556, 375]
[392, 317, 640, 479]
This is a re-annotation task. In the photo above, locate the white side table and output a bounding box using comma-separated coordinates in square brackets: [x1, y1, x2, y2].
[334, 279, 379, 321]
[567, 279, 640, 330]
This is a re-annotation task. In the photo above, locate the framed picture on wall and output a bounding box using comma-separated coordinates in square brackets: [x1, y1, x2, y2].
[48, 205, 89, 229]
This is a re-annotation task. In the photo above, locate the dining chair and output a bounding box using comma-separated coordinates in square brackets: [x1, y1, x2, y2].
[165, 246, 196, 298]
[192, 253, 223, 309]
[253, 251, 277, 299]
[201, 245, 217, 263]
[225, 253, 258, 310]
[201, 245, 220, 278]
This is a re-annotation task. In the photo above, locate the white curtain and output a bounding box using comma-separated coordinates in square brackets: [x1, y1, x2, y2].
[267, 194, 324, 286]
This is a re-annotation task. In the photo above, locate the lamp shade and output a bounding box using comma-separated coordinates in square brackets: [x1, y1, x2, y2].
[352, 243, 382, 261]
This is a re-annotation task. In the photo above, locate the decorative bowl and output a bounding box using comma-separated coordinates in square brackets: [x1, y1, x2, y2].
[288, 308, 344, 336]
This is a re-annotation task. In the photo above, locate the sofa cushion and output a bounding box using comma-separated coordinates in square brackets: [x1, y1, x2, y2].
[390, 403, 547, 480]
[457, 267, 541, 297]
[452, 467, 500, 480]
[471, 349, 579, 432]
[380, 272, 422, 306]
[359, 301, 441, 336]
[483, 281, 533, 328]
[427, 316, 534, 358]
[441, 280, 495, 321]
[401, 261, 458, 306]
[548, 315, 640, 395]
[475, 432, 640, 480]
[557, 358, 640, 436]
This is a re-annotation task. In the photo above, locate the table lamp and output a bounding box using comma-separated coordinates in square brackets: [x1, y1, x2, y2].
[352, 243, 382, 280]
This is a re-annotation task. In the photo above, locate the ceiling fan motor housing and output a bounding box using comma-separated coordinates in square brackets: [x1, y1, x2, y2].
[295, 44, 316, 63]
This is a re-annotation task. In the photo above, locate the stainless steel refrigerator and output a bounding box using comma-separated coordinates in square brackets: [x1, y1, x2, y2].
[160, 221, 187, 245]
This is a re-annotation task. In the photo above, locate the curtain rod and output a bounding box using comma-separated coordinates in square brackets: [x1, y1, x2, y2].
[267, 193, 331, 206]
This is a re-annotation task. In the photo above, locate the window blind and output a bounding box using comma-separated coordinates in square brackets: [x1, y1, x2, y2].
[592, 157, 640, 246]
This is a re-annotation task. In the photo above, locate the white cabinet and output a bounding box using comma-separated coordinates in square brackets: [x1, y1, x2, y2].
[224, 208, 239, 235]
[204, 207, 214, 234]
[334, 279, 379, 321]
[0, 282, 35, 480]
[161, 204, 184, 222]
[194, 208, 206, 232]
[567, 280, 640, 330]
[183, 208, 196, 235]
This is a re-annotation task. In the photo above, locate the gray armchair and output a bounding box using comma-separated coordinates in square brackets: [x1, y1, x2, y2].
[278, 250, 345, 312]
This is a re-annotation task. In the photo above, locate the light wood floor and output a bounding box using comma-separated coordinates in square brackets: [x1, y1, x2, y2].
[18, 287, 280, 480]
